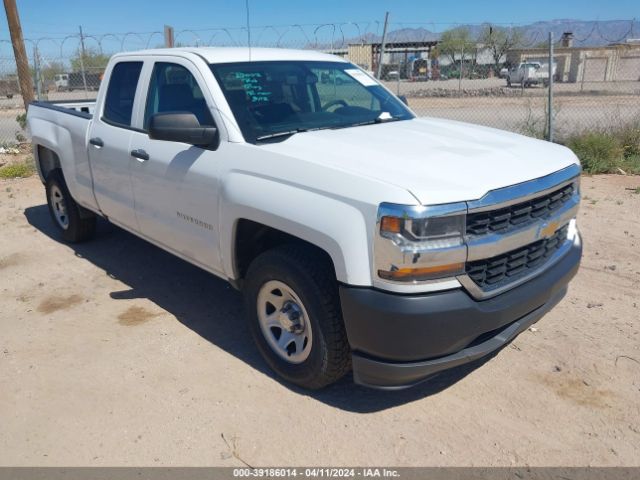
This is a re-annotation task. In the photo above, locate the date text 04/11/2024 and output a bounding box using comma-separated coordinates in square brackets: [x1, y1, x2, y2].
[232, 468, 400, 478]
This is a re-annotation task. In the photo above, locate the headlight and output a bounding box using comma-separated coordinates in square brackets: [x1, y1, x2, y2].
[375, 203, 467, 283]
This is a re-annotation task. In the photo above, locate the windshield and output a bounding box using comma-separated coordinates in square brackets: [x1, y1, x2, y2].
[210, 60, 414, 143]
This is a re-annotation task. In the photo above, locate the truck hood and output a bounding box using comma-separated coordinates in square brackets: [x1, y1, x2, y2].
[260, 117, 579, 205]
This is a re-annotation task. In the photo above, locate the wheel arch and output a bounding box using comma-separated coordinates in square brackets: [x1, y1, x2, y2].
[220, 172, 374, 289]
[34, 144, 62, 183]
[231, 219, 339, 289]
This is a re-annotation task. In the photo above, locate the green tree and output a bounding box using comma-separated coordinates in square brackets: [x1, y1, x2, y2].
[479, 25, 524, 72]
[70, 48, 109, 72]
[40, 61, 65, 81]
[438, 27, 473, 66]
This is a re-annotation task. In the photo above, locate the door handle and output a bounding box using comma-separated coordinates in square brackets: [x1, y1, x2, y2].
[130, 149, 149, 162]
[89, 137, 104, 147]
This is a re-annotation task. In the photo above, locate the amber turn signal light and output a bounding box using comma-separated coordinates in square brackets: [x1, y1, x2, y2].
[380, 216, 402, 234]
[378, 262, 465, 281]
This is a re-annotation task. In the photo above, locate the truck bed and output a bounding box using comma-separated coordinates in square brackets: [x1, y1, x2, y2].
[31, 99, 96, 117]
[27, 99, 98, 213]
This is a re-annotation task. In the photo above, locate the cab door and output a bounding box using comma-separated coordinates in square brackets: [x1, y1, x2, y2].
[128, 58, 224, 273]
[88, 60, 144, 231]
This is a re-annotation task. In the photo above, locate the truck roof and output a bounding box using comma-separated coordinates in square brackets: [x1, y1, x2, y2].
[113, 47, 349, 64]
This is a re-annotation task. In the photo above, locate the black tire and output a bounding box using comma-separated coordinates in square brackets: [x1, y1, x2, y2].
[506, 78, 511, 87]
[244, 244, 351, 389]
[45, 169, 96, 243]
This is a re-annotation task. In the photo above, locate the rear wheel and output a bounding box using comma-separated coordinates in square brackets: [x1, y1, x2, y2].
[45, 170, 96, 242]
[244, 244, 351, 389]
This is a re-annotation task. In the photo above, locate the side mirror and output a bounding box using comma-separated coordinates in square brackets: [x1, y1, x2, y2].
[397, 95, 408, 106]
[149, 112, 218, 147]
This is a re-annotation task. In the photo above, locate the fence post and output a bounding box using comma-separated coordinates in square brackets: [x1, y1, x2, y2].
[33, 45, 41, 101]
[78, 25, 89, 95]
[376, 12, 389, 79]
[547, 32, 554, 142]
[458, 43, 464, 94]
[164, 25, 175, 48]
[580, 53, 586, 92]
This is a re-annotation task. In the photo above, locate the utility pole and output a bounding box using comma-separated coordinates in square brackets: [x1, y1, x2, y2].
[3, 0, 34, 110]
[78, 26, 89, 93]
[376, 11, 389, 79]
[547, 31, 554, 142]
[164, 25, 174, 48]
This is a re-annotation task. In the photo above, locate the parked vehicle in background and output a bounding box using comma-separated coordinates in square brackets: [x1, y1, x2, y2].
[409, 58, 431, 81]
[27, 47, 582, 390]
[54, 74, 69, 91]
[55, 72, 103, 91]
[385, 70, 400, 81]
[507, 62, 556, 87]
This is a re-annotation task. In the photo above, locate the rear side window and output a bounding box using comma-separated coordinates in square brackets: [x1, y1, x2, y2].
[103, 61, 143, 126]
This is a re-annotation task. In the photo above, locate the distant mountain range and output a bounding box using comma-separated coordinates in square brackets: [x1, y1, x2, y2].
[323, 19, 640, 48]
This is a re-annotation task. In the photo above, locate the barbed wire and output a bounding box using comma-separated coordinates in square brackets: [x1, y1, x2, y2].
[0, 19, 638, 62]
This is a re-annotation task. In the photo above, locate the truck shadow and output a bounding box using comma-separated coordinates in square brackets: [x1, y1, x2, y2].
[25, 204, 495, 413]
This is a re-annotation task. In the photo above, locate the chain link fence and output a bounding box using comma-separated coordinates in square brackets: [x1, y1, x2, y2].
[382, 40, 640, 142]
[1, 20, 639, 148]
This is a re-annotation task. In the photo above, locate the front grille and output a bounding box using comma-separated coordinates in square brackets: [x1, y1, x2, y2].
[465, 225, 569, 290]
[466, 183, 575, 236]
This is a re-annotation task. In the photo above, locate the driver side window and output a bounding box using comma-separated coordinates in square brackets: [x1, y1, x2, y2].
[144, 62, 215, 131]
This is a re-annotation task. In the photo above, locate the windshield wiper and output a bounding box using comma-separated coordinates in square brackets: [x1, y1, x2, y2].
[255, 128, 313, 142]
[255, 114, 403, 140]
[331, 114, 403, 130]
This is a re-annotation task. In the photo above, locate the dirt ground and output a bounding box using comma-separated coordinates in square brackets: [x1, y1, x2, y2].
[0, 174, 639, 467]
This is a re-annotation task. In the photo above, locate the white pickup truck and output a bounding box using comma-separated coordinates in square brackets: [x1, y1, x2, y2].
[506, 61, 556, 88]
[27, 47, 582, 390]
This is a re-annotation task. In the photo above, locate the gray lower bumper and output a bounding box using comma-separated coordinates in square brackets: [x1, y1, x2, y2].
[340, 236, 582, 389]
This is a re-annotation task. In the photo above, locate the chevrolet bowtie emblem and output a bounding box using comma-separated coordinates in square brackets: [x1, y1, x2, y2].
[539, 221, 559, 239]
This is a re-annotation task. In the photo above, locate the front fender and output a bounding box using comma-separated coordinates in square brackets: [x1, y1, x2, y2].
[220, 170, 376, 286]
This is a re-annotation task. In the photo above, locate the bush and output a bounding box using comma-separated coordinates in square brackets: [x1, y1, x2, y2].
[0, 159, 36, 179]
[565, 132, 624, 174]
[617, 124, 640, 159]
[619, 155, 640, 175]
[15, 113, 27, 130]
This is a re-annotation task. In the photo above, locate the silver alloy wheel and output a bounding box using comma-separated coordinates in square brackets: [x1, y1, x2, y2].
[49, 184, 69, 230]
[256, 280, 313, 364]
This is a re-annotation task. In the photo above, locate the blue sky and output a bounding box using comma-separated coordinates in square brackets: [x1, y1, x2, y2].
[3, 0, 639, 37]
[1, 0, 638, 58]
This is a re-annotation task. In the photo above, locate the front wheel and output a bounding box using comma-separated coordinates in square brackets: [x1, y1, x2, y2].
[244, 244, 351, 389]
[45, 170, 96, 242]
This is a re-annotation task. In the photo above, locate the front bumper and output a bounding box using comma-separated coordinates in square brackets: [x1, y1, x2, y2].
[339, 235, 582, 389]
